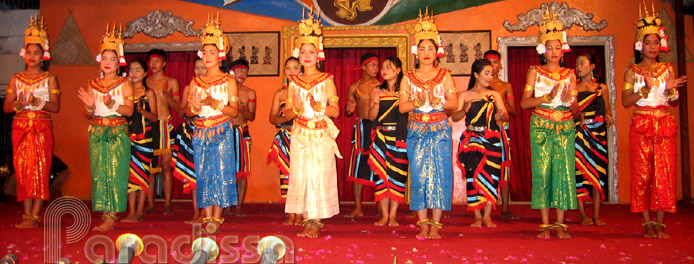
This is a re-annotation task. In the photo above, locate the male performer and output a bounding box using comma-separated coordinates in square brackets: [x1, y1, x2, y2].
[484, 50, 518, 219]
[146, 49, 180, 215]
[227, 58, 256, 216]
[345, 53, 380, 217]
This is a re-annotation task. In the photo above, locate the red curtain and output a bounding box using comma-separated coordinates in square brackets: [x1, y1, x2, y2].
[506, 46, 606, 201]
[322, 47, 398, 201]
[125, 51, 199, 199]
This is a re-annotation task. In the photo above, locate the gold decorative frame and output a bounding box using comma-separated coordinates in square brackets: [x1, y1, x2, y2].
[282, 25, 412, 71]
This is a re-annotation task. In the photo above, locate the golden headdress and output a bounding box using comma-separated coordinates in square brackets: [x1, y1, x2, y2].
[536, 6, 570, 54]
[411, 7, 444, 57]
[292, 6, 325, 61]
[634, 1, 668, 52]
[200, 13, 230, 60]
[22, 15, 51, 61]
[96, 22, 126, 66]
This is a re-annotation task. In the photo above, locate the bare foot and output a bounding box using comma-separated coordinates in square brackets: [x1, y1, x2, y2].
[184, 215, 203, 224]
[144, 207, 155, 214]
[344, 208, 364, 218]
[580, 216, 594, 226]
[374, 216, 388, 226]
[15, 217, 39, 229]
[501, 211, 519, 219]
[121, 214, 140, 223]
[643, 223, 656, 238]
[416, 225, 429, 240]
[163, 203, 173, 215]
[92, 219, 115, 232]
[223, 208, 233, 216]
[470, 218, 483, 228]
[204, 222, 221, 235]
[387, 219, 400, 227]
[537, 225, 552, 239]
[305, 224, 321, 238]
[297, 224, 310, 237]
[293, 215, 304, 226]
[233, 208, 246, 217]
[283, 214, 295, 225]
[653, 224, 669, 239]
[593, 218, 606, 226]
[537, 230, 550, 238]
[482, 218, 497, 228]
[427, 226, 441, 239]
[555, 225, 571, 239]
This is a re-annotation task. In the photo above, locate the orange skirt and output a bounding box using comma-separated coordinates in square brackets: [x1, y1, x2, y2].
[12, 111, 53, 201]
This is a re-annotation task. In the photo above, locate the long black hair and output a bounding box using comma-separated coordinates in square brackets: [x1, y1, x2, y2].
[379, 56, 403, 93]
[468, 59, 492, 90]
[414, 39, 440, 69]
[129, 59, 150, 89]
[576, 53, 602, 83]
[634, 33, 661, 64]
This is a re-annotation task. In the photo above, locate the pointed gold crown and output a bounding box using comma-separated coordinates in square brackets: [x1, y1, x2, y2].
[413, 7, 440, 46]
[99, 22, 126, 65]
[635, 1, 662, 42]
[24, 15, 49, 50]
[538, 7, 565, 45]
[295, 6, 324, 52]
[200, 13, 230, 59]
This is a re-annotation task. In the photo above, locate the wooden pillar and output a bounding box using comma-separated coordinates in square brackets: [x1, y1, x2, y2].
[674, 0, 690, 200]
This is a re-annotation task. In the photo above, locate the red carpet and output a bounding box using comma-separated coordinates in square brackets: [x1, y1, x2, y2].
[1, 200, 693, 263]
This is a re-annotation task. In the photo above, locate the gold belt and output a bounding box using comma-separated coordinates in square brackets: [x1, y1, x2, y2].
[409, 112, 447, 123]
[533, 108, 572, 122]
[296, 117, 328, 129]
[633, 107, 671, 118]
[15, 110, 50, 120]
[195, 115, 231, 128]
[91, 116, 127, 127]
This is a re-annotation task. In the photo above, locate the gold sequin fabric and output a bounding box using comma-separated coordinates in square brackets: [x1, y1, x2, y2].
[89, 117, 130, 212]
[13, 111, 53, 201]
[629, 106, 677, 213]
[530, 107, 578, 210]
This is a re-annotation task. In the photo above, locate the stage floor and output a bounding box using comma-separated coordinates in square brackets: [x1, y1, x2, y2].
[1, 199, 693, 263]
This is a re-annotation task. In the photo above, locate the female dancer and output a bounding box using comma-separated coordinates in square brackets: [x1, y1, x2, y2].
[574, 53, 612, 226]
[173, 57, 206, 224]
[520, 10, 577, 239]
[283, 7, 341, 239]
[122, 59, 158, 223]
[368, 56, 408, 227]
[268, 57, 302, 225]
[5, 16, 60, 228]
[184, 15, 239, 234]
[399, 10, 458, 239]
[622, 5, 686, 238]
[452, 59, 508, 228]
[77, 24, 134, 231]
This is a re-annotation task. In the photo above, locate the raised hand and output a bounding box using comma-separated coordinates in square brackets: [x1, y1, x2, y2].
[309, 95, 322, 112]
[371, 88, 380, 104]
[77, 87, 96, 108]
[102, 94, 114, 108]
[548, 83, 561, 101]
[189, 93, 202, 110]
[560, 84, 572, 103]
[665, 75, 687, 91]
